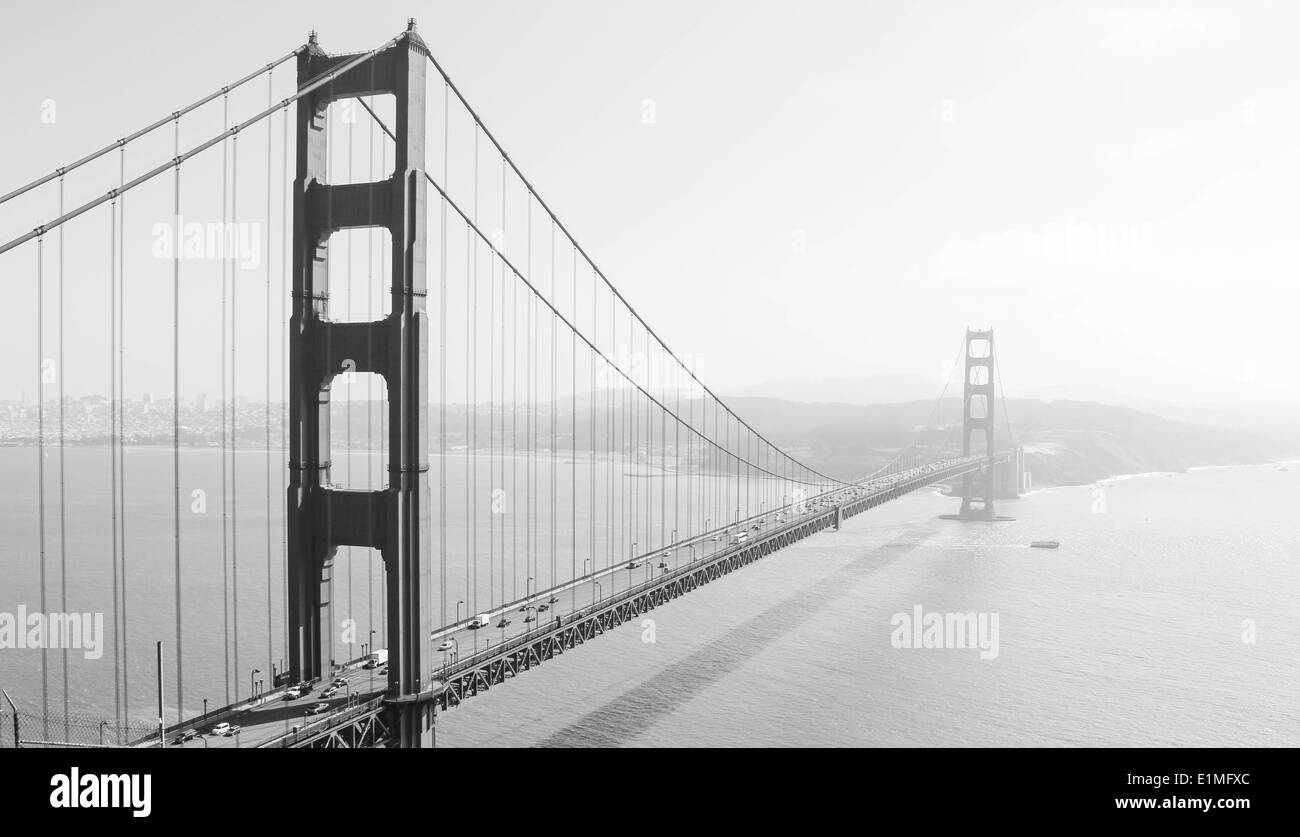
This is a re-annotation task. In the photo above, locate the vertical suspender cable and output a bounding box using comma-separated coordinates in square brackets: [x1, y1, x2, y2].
[368, 76, 377, 650]
[323, 81, 335, 668]
[57, 175, 69, 741]
[486, 247, 493, 614]
[509, 185, 517, 603]
[109, 196, 121, 738]
[570, 244, 576, 608]
[231, 127, 241, 700]
[526, 197, 533, 611]
[172, 117, 185, 722]
[440, 80, 448, 629]
[345, 96, 353, 661]
[265, 71, 275, 680]
[118, 148, 129, 729]
[464, 201, 472, 631]
[500, 163, 506, 615]
[470, 124, 478, 630]
[379, 128, 387, 642]
[550, 221, 556, 592]
[281, 100, 290, 675]
[606, 284, 613, 575]
[36, 234, 49, 739]
[589, 266, 595, 589]
[499, 175, 506, 616]
[220, 92, 231, 706]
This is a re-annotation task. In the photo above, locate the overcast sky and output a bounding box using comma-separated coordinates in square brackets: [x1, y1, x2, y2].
[1, 0, 1296, 406]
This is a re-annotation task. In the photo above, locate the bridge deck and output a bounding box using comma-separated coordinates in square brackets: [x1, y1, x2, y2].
[150, 453, 1006, 747]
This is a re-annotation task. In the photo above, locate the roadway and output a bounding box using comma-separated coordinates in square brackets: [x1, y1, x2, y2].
[158, 662, 390, 749]
[158, 455, 995, 747]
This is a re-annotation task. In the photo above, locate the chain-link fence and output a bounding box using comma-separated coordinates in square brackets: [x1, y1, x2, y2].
[2, 706, 158, 748]
[0, 706, 14, 749]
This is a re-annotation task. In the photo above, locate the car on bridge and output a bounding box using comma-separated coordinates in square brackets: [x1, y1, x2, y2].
[224, 725, 241, 737]
[307, 702, 330, 715]
[210, 722, 231, 736]
[321, 685, 340, 698]
[437, 639, 455, 651]
[468, 614, 490, 629]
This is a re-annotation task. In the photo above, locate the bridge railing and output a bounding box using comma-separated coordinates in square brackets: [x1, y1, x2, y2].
[255, 695, 388, 749]
[431, 456, 982, 683]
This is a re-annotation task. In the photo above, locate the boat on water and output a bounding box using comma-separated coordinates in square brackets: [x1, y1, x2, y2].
[1030, 540, 1060, 549]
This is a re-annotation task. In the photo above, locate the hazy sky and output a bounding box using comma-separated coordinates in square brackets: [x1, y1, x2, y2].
[1, 0, 1296, 406]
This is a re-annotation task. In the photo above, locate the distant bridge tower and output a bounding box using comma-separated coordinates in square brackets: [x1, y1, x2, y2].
[959, 328, 997, 520]
[286, 21, 437, 747]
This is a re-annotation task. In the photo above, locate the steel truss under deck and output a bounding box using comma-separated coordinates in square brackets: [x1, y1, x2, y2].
[433, 453, 1010, 711]
[276, 452, 1010, 745]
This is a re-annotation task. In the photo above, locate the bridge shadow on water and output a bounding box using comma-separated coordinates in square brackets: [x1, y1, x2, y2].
[535, 525, 935, 747]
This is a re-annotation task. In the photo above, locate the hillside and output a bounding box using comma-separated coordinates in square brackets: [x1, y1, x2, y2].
[720, 396, 1299, 486]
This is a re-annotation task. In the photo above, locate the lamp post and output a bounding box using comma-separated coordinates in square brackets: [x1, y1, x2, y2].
[250, 669, 260, 701]
[368, 629, 377, 688]
[99, 720, 107, 745]
[456, 599, 464, 625]
[593, 581, 602, 602]
[441, 638, 458, 678]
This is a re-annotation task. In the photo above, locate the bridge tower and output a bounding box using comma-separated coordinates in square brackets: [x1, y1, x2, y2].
[959, 328, 997, 520]
[287, 21, 437, 747]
